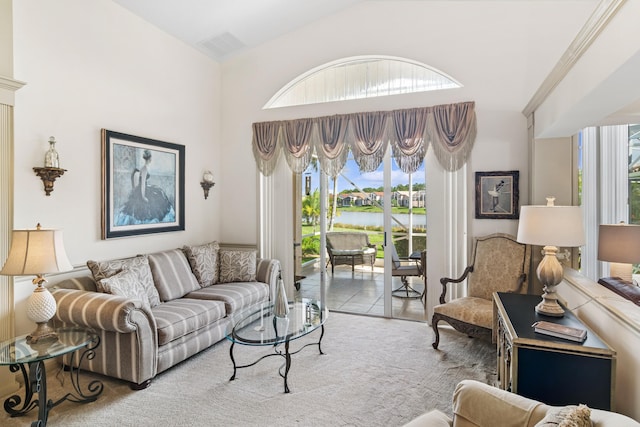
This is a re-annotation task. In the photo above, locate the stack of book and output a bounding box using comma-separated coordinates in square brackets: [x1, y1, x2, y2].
[532, 320, 587, 342]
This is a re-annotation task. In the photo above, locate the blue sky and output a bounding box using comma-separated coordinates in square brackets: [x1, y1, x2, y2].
[304, 157, 426, 194]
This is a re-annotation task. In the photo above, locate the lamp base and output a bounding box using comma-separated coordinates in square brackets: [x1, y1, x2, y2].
[535, 246, 566, 317]
[535, 293, 565, 317]
[26, 322, 58, 344]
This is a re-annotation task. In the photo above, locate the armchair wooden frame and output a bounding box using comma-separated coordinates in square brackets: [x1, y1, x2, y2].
[431, 233, 531, 349]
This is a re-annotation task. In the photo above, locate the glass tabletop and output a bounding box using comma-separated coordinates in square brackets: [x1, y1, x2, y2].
[0, 326, 97, 365]
[226, 298, 328, 346]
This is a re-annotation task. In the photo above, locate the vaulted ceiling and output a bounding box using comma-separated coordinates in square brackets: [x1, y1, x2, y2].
[112, 0, 363, 61]
[111, 0, 640, 127]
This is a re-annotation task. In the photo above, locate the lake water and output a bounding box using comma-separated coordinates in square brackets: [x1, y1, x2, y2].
[334, 211, 426, 227]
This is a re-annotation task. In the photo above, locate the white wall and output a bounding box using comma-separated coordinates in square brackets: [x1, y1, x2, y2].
[219, 0, 589, 257]
[531, 2, 640, 419]
[535, 0, 640, 138]
[559, 270, 640, 419]
[11, 0, 222, 335]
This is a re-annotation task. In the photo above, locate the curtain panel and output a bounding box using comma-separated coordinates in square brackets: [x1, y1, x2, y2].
[251, 101, 476, 176]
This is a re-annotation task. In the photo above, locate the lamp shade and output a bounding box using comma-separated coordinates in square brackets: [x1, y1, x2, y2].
[517, 204, 585, 247]
[0, 226, 73, 276]
[598, 223, 640, 264]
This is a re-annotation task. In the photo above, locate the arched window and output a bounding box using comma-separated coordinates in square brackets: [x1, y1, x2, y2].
[264, 55, 462, 109]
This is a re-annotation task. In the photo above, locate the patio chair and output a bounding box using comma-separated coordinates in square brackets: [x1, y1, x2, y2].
[431, 233, 531, 349]
[390, 243, 425, 299]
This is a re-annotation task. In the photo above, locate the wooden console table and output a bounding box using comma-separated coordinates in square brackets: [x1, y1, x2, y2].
[493, 292, 616, 410]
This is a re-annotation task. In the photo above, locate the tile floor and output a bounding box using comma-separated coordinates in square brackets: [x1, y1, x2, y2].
[294, 261, 428, 322]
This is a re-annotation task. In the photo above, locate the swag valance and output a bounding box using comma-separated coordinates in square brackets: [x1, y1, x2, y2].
[252, 101, 476, 177]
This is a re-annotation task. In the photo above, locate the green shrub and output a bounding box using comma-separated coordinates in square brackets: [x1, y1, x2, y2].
[301, 235, 320, 256]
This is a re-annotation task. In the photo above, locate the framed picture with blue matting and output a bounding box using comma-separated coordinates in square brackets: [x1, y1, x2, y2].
[101, 129, 185, 239]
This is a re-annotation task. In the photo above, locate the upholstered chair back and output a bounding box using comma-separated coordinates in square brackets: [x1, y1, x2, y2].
[467, 233, 531, 300]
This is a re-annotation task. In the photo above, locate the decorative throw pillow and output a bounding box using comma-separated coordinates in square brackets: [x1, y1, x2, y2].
[218, 249, 257, 283]
[147, 249, 201, 301]
[182, 241, 219, 287]
[98, 269, 151, 308]
[87, 255, 160, 307]
[535, 404, 592, 427]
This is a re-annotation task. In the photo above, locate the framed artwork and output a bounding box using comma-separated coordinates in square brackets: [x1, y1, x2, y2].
[475, 170, 519, 219]
[101, 129, 185, 239]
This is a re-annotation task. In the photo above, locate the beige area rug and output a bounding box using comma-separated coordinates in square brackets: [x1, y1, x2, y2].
[1, 313, 496, 427]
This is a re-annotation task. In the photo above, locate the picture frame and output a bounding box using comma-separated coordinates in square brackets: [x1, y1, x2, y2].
[101, 129, 185, 239]
[475, 170, 519, 219]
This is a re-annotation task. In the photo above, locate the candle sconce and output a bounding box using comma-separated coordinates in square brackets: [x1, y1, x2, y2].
[33, 167, 66, 196]
[201, 170, 215, 199]
[34, 136, 66, 196]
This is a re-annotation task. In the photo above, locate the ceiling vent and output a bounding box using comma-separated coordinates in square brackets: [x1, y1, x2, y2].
[198, 32, 246, 59]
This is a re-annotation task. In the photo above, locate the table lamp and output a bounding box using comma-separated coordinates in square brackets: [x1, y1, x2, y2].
[516, 197, 585, 317]
[0, 223, 73, 342]
[597, 223, 640, 283]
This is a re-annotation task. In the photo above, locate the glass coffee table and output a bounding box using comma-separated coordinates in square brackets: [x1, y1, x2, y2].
[0, 326, 103, 426]
[226, 298, 328, 393]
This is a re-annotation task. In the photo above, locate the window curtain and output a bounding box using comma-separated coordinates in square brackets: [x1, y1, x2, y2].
[350, 111, 389, 173]
[252, 101, 476, 177]
[312, 115, 350, 178]
[390, 107, 429, 174]
[281, 118, 314, 174]
[252, 121, 281, 176]
[428, 102, 477, 172]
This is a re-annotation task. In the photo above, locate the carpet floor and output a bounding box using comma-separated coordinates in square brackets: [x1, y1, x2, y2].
[0, 313, 496, 427]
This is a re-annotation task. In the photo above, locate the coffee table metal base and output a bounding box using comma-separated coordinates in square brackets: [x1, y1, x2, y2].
[229, 324, 325, 393]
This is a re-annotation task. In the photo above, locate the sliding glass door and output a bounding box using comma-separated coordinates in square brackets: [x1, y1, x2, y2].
[296, 151, 427, 321]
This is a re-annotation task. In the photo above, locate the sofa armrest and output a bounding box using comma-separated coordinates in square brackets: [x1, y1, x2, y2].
[403, 410, 452, 427]
[52, 288, 156, 333]
[452, 380, 548, 427]
[256, 258, 281, 298]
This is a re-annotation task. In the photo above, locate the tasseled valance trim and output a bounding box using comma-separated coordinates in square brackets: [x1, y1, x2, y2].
[252, 101, 476, 176]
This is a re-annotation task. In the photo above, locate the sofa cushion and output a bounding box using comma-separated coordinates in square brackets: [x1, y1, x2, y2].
[151, 298, 226, 346]
[186, 282, 269, 314]
[98, 269, 151, 308]
[87, 255, 160, 307]
[148, 249, 201, 302]
[219, 249, 257, 283]
[182, 241, 219, 287]
[535, 405, 591, 427]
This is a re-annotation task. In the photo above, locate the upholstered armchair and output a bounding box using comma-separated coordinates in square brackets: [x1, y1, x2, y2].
[431, 233, 531, 349]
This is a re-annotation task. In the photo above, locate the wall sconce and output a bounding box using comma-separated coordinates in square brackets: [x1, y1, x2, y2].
[34, 136, 66, 196]
[201, 170, 215, 199]
[305, 174, 311, 196]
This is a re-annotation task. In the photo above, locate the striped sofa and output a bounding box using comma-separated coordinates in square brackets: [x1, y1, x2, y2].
[51, 245, 280, 390]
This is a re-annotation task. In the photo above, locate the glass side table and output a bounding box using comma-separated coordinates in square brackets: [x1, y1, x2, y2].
[0, 326, 103, 426]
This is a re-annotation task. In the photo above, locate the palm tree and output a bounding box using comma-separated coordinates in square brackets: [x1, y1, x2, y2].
[302, 189, 321, 228]
[328, 176, 338, 231]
